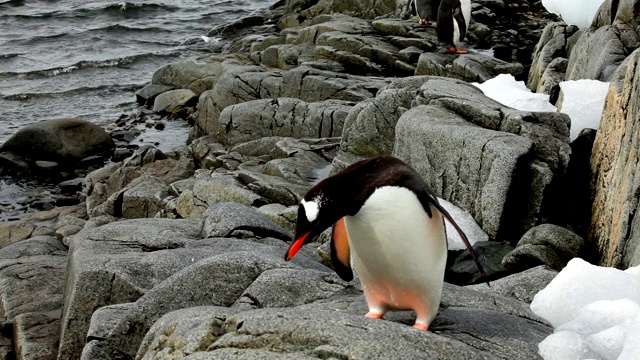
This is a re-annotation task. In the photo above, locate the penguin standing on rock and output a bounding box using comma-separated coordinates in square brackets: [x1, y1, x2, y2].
[407, 0, 441, 26]
[285, 156, 488, 331]
[437, 0, 471, 54]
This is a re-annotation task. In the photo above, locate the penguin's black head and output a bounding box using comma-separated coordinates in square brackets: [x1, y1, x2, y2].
[285, 189, 340, 261]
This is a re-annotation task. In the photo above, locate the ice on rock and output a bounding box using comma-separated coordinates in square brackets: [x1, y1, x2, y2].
[532, 258, 640, 360]
[558, 80, 610, 141]
[472, 74, 557, 112]
[587, 325, 626, 360]
[531, 258, 640, 328]
[438, 198, 487, 250]
[538, 331, 599, 360]
[619, 315, 640, 360]
[557, 299, 640, 335]
[541, 0, 606, 29]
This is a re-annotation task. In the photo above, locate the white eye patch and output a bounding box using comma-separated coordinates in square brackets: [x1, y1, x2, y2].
[301, 198, 320, 222]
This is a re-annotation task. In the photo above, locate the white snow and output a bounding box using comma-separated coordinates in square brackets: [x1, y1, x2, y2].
[559, 79, 610, 141]
[472, 74, 557, 112]
[541, 0, 606, 29]
[438, 198, 487, 251]
[473, 75, 610, 142]
[531, 258, 640, 360]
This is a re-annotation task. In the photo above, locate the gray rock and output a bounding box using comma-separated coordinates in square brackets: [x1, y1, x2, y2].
[58, 218, 209, 360]
[538, 57, 568, 103]
[502, 224, 584, 271]
[151, 57, 240, 96]
[92, 175, 170, 219]
[257, 204, 298, 234]
[566, 25, 628, 81]
[235, 169, 310, 206]
[137, 306, 238, 360]
[263, 150, 330, 185]
[202, 202, 292, 241]
[218, 97, 352, 146]
[228, 137, 286, 158]
[13, 313, 59, 360]
[234, 268, 346, 309]
[0, 236, 66, 320]
[468, 265, 558, 303]
[415, 53, 523, 83]
[394, 105, 533, 239]
[135, 84, 174, 106]
[0, 118, 114, 165]
[82, 244, 328, 359]
[176, 174, 267, 219]
[194, 63, 388, 140]
[152, 89, 197, 114]
[591, 48, 640, 268]
[528, 22, 575, 91]
[447, 241, 515, 285]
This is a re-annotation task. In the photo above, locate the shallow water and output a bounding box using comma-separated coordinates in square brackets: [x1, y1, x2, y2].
[0, 0, 272, 221]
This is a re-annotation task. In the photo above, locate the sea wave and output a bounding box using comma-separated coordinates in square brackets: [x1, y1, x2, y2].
[2, 83, 144, 100]
[0, 51, 181, 78]
[4, 2, 178, 20]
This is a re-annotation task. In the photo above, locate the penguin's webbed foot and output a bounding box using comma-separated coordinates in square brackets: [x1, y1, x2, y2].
[413, 323, 429, 331]
[418, 18, 426, 25]
[365, 311, 384, 319]
[447, 46, 468, 54]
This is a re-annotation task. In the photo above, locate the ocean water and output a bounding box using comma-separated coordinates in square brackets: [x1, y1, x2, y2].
[0, 0, 271, 220]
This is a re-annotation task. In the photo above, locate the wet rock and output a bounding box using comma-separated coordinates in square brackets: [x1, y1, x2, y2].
[152, 89, 198, 114]
[135, 83, 174, 107]
[0, 118, 114, 173]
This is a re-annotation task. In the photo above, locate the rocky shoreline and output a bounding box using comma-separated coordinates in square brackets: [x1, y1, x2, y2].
[1, 0, 639, 359]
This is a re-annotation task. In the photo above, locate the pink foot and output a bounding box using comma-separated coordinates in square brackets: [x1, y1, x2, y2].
[365, 311, 384, 319]
[447, 47, 468, 54]
[413, 323, 429, 331]
[418, 18, 426, 25]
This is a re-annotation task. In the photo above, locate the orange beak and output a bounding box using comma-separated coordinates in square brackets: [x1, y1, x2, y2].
[284, 231, 310, 261]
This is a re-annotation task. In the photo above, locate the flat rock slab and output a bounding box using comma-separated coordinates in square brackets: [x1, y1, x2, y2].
[0, 236, 67, 320]
[14, 313, 60, 360]
[136, 283, 551, 360]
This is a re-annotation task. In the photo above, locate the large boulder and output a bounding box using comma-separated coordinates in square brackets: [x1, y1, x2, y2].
[527, 22, 577, 93]
[0, 118, 114, 168]
[345, 76, 571, 240]
[590, 48, 640, 268]
[218, 98, 353, 146]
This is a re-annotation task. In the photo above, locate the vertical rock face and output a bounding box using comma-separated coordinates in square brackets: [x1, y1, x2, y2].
[590, 49, 640, 268]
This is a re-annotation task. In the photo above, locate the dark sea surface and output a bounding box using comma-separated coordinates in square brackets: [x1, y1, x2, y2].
[0, 0, 271, 220]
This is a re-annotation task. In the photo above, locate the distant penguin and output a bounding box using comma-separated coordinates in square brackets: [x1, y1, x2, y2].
[437, 0, 471, 54]
[407, 0, 442, 26]
[285, 156, 488, 330]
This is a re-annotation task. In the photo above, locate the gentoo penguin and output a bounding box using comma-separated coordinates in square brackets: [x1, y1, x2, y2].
[407, 0, 441, 26]
[285, 155, 488, 331]
[437, 0, 472, 54]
